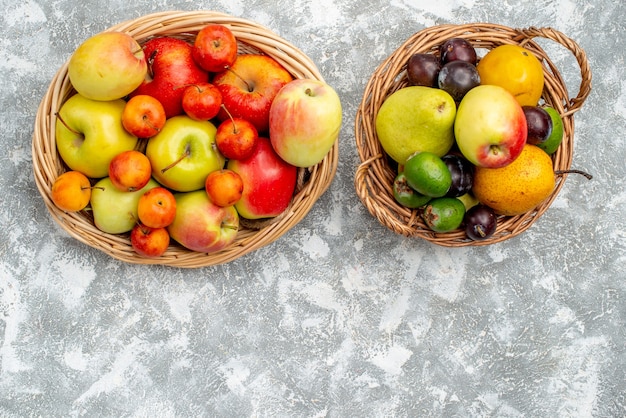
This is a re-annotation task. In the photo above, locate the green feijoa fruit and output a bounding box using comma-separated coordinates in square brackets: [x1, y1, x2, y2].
[421, 197, 466, 232]
[403, 151, 452, 197]
[393, 172, 431, 208]
[537, 106, 564, 155]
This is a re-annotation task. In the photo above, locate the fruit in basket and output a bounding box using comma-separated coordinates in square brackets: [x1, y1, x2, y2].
[181, 82, 223, 121]
[269, 79, 342, 167]
[68, 32, 147, 101]
[168, 190, 239, 253]
[472, 143, 555, 216]
[137, 187, 177, 228]
[130, 224, 170, 258]
[392, 172, 431, 209]
[205, 169, 244, 207]
[227, 137, 297, 219]
[90, 177, 160, 234]
[121, 95, 166, 138]
[437, 60, 480, 102]
[51, 171, 92, 212]
[145, 115, 224, 192]
[439, 38, 477, 65]
[406, 53, 441, 87]
[131, 37, 208, 118]
[464, 204, 497, 241]
[477, 44, 544, 107]
[454, 85, 527, 168]
[108, 150, 152, 192]
[458, 192, 479, 211]
[442, 154, 474, 197]
[55, 94, 138, 179]
[537, 106, 564, 154]
[403, 152, 452, 198]
[215, 114, 259, 160]
[192, 24, 238, 73]
[421, 197, 466, 233]
[375, 86, 456, 164]
[523, 105, 553, 145]
[213, 54, 293, 133]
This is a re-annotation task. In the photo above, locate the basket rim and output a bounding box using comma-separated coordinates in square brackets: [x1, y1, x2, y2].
[32, 10, 339, 267]
[354, 23, 592, 247]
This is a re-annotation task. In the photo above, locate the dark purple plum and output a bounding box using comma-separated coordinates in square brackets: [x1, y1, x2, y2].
[523, 105, 553, 145]
[406, 53, 441, 87]
[439, 38, 477, 65]
[464, 204, 497, 241]
[442, 154, 474, 197]
[437, 61, 480, 102]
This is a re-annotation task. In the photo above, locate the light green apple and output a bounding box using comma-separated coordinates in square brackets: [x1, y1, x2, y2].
[269, 79, 342, 168]
[90, 177, 159, 234]
[55, 93, 138, 179]
[375, 86, 456, 165]
[145, 115, 225, 192]
[168, 190, 239, 254]
[68, 31, 147, 101]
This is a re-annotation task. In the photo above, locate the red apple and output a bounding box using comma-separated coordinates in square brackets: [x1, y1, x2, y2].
[130, 223, 170, 258]
[131, 37, 208, 118]
[108, 150, 152, 192]
[269, 79, 342, 167]
[122, 94, 166, 138]
[137, 186, 177, 228]
[213, 54, 293, 134]
[205, 169, 244, 207]
[227, 137, 297, 219]
[167, 190, 239, 254]
[454, 85, 527, 168]
[215, 112, 258, 160]
[192, 24, 238, 73]
[181, 82, 222, 121]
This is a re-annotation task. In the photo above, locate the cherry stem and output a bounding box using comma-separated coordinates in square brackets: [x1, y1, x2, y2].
[161, 143, 191, 174]
[220, 104, 239, 134]
[55, 112, 82, 137]
[555, 169, 593, 180]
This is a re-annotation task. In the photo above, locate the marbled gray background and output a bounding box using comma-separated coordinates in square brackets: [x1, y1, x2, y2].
[1, 0, 625, 417]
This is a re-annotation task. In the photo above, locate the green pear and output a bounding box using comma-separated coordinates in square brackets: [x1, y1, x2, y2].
[90, 177, 160, 234]
[375, 86, 456, 164]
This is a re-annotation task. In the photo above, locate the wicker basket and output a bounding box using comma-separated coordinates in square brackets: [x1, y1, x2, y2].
[354, 24, 591, 246]
[32, 11, 338, 267]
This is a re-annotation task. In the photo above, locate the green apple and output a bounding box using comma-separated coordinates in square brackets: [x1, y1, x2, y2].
[90, 177, 160, 234]
[168, 190, 239, 253]
[375, 86, 456, 165]
[68, 31, 147, 101]
[269, 79, 342, 168]
[55, 94, 139, 179]
[145, 115, 225, 192]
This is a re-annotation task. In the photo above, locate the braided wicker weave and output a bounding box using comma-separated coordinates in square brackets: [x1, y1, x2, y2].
[354, 23, 591, 246]
[32, 11, 338, 267]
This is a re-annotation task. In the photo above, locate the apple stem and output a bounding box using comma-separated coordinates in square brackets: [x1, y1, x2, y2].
[161, 143, 191, 174]
[55, 112, 82, 137]
[555, 169, 593, 180]
[147, 50, 157, 79]
[226, 66, 252, 92]
[222, 224, 239, 231]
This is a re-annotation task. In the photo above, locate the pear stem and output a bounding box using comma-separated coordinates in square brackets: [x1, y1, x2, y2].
[555, 169, 593, 180]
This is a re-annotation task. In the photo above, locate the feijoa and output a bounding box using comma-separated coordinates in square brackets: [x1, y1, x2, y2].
[403, 152, 452, 198]
[393, 172, 431, 208]
[421, 197, 466, 232]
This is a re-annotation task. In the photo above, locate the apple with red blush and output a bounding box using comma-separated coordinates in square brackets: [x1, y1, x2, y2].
[215, 108, 258, 160]
[454, 85, 527, 168]
[131, 36, 208, 118]
[213, 54, 293, 134]
[192, 24, 238, 73]
[121, 94, 166, 138]
[137, 186, 177, 228]
[130, 223, 170, 258]
[227, 137, 297, 219]
[108, 150, 152, 192]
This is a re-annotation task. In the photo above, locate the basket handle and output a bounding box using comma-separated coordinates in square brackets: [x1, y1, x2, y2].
[518, 27, 592, 115]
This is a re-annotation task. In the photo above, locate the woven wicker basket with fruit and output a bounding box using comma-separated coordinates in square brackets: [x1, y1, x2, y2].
[355, 23, 592, 246]
[32, 11, 342, 267]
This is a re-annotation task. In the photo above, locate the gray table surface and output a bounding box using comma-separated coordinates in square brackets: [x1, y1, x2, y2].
[1, 0, 625, 417]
